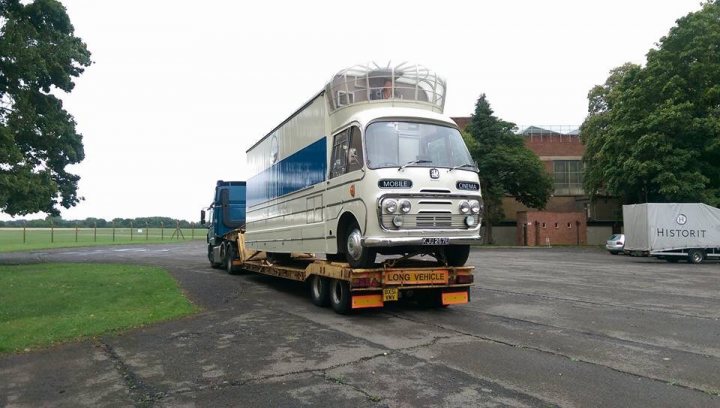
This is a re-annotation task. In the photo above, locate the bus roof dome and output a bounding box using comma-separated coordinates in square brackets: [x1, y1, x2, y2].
[325, 62, 447, 113]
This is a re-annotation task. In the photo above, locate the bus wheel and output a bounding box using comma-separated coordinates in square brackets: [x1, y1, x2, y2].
[309, 275, 330, 307]
[445, 245, 470, 266]
[330, 279, 352, 314]
[268, 252, 292, 264]
[688, 249, 705, 264]
[326, 253, 344, 262]
[344, 221, 376, 268]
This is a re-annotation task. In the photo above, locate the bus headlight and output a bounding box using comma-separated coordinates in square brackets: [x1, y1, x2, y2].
[465, 215, 476, 227]
[399, 199, 412, 213]
[382, 199, 398, 213]
[459, 201, 470, 214]
[392, 215, 403, 227]
[469, 200, 481, 214]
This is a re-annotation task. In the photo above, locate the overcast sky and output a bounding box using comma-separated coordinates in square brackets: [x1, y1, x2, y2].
[1, 0, 704, 222]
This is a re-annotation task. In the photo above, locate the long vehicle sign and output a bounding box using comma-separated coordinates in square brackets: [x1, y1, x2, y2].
[384, 270, 448, 285]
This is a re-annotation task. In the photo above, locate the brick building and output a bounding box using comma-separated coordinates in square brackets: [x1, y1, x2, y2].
[517, 211, 587, 246]
[453, 119, 621, 245]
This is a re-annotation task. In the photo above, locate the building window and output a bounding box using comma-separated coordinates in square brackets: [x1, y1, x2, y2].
[553, 160, 584, 195]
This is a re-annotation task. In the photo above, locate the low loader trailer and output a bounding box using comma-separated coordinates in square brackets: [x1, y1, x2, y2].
[218, 228, 473, 314]
[202, 180, 473, 314]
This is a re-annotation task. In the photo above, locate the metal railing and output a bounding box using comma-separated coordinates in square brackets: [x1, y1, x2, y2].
[0, 223, 206, 248]
[516, 125, 581, 141]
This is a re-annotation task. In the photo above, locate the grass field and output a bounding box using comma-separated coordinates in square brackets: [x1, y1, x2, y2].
[0, 227, 207, 252]
[0, 263, 197, 353]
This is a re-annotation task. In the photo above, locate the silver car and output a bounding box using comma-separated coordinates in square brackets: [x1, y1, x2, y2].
[606, 234, 625, 255]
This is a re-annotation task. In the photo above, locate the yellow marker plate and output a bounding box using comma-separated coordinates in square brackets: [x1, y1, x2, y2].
[383, 288, 399, 302]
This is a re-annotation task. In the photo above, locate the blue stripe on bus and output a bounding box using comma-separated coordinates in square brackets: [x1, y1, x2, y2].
[246, 137, 327, 207]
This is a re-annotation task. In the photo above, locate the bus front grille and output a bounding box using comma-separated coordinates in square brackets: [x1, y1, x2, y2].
[380, 214, 472, 229]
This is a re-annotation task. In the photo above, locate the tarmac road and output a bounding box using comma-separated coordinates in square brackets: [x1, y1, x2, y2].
[1, 242, 719, 407]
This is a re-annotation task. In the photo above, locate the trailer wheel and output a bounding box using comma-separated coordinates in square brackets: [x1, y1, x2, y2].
[309, 275, 330, 307]
[417, 289, 448, 309]
[344, 222, 376, 268]
[444, 245, 470, 266]
[330, 279, 352, 314]
[688, 249, 705, 264]
[208, 244, 222, 269]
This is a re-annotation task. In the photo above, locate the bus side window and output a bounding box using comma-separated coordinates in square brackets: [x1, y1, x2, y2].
[347, 126, 364, 173]
[330, 126, 363, 179]
[330, 130, 349, 179]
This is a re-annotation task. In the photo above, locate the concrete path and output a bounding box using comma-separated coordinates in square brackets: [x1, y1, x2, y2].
[1, 243, 718, 407]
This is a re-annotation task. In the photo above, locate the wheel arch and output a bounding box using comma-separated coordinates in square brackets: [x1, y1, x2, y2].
[335, 211, 360, 254]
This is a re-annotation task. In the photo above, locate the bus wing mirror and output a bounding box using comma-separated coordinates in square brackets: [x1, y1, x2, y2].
[200, 210, 206, 225]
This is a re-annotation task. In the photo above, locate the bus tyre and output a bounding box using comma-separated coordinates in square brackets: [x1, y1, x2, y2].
[326, 253, 344, 263]
[268, 252, 292, 264]
[688, 249, 705, 264]
[309, 275, 331, 307]
[209, 244, 221, 269]
[445, 245, 470, 266]
[330, 279, 352, 314]
[344, 222, 376, 268]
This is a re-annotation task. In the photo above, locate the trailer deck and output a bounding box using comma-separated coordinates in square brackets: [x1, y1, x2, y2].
[238, 256, 473, 310]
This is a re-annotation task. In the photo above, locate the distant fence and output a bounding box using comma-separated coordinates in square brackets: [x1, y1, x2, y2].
[0, 223, 206, 246]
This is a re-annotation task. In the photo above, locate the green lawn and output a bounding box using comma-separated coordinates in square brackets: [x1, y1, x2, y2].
[0, 227, 207, 252]
[0, 263, 197, 353]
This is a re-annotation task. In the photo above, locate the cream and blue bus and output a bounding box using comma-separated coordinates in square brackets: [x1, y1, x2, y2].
[245, 62, 483, 268]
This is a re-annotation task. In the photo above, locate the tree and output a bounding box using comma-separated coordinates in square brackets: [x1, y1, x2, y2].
[581, 1, 720, 206]
[0, 0, 91, 216]
[464, 94, 553, 244]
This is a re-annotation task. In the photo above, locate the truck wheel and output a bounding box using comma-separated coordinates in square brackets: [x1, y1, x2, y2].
[309, 275, 330, 307]
[225, 245, 239, 275]
[444, 245, 470, 266]
[688, 249, 705, 264]
[209, 244, 221, 269]
[344, 222, 376, 268]
[330, 279, 352, 314]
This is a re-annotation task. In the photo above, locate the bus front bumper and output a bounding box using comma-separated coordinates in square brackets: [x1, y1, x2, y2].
[362, 236, 481, 247]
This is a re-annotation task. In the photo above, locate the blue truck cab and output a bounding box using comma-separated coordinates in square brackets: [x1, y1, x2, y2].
[201, 180, 246, 268]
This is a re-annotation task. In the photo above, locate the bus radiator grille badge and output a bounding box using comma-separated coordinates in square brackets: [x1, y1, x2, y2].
[430, 168, 440, 179]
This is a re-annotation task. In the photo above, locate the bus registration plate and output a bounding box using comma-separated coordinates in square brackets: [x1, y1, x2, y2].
[422, 237, 449, 245]
[383, 288, 399, 302]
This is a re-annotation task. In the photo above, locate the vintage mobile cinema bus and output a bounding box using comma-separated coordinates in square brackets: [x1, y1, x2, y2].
[245, 62, 483, 268]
